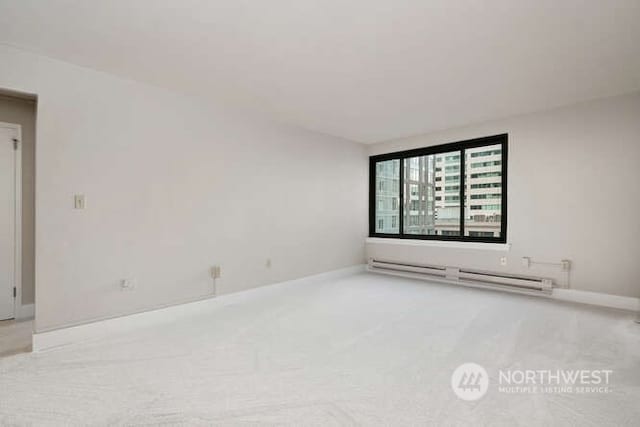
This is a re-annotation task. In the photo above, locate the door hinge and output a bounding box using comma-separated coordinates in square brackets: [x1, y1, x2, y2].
[13, 287, 17, 298]
[13, 138, 19, 150]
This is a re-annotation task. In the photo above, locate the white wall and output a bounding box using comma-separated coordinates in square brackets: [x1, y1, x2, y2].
[368, 92, 640, 298]
[0, 45, 368, 332]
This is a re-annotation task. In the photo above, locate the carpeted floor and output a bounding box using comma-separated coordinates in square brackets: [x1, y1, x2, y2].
[1, 272, 639, 425]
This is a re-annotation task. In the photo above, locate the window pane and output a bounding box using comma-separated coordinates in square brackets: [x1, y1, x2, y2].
[465, 144, 502, 238]
[403, 151, 460, 236]
[375, 159, 400, 233]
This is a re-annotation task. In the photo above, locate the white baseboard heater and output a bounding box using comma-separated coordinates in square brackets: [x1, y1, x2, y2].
[368, 258, 553, 295]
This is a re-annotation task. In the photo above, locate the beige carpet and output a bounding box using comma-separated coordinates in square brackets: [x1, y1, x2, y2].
[1, 273, 639, 425]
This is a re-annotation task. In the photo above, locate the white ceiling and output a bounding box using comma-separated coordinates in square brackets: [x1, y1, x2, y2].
[1, 0, 639, 143]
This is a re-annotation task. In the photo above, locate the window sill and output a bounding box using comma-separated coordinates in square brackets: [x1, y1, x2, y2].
[365, 237, 511, 251]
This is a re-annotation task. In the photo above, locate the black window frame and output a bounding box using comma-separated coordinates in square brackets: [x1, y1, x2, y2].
[369, 133, 508, 243]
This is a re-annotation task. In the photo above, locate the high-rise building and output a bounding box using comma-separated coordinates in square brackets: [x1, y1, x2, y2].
[404, 155, 436, 235]
[460, 144, 503, 237]
[374, 159, 400, 233]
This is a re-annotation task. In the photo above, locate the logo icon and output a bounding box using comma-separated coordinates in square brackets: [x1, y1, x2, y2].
[451, 363, 489, 400]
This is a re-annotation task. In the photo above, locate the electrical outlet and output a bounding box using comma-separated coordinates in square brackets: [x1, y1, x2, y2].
[521, 257, 531, 268]
[500, 257, 507, 266]
[74, 194, 86, 209]
[211, 265, 221, 279]
[561, 260, 571, 271]
[266, 258, 272, 268]
[120, 279, 136, 291]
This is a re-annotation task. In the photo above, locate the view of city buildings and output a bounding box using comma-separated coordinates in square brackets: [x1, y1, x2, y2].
[375, 143, 503, 237]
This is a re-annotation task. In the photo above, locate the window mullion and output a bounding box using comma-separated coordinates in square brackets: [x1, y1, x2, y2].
[399, 157, 404, 236]
[460, 148, 466, 238]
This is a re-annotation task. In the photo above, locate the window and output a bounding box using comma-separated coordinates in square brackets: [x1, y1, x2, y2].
[470, 149, 501, 158]
[370, 134, 507, 242]
[470, 193, 501, 200]
[471, 182, 501, 189]
[470, 171, 501, 179]
[471, 161, 501, 168]
[469, 204, 501, 210]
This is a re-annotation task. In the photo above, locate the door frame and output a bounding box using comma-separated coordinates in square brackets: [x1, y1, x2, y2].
[1, 121, 22, 320]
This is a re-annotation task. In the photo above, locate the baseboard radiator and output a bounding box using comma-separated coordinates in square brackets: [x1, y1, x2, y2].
[368, 258, 553, 295]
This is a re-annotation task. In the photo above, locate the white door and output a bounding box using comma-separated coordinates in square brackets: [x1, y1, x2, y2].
[0, 125, 17, 320]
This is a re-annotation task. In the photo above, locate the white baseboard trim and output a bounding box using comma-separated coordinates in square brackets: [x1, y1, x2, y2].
[32, 264, 365, 352]
[551, 288, 640, 312]
[16, 303, 34, 320]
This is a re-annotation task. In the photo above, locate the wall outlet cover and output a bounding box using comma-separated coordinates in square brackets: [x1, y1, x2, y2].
[74, 194, 86, 209]
[120, 279, 136, 291]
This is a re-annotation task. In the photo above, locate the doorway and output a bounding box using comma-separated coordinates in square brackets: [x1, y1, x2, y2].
[0, 91, 36, 357]
[0, 122, 20, 321]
